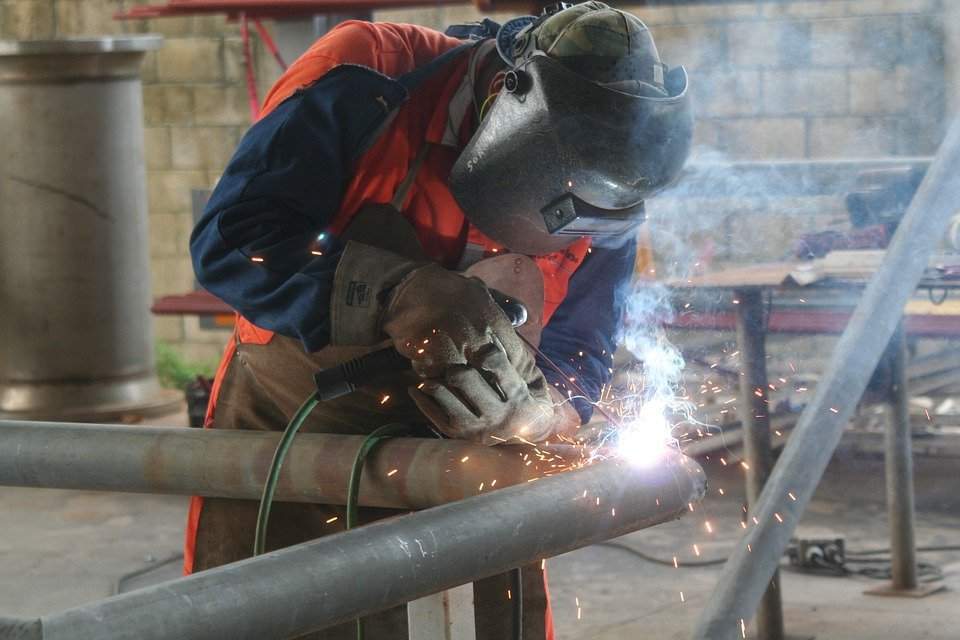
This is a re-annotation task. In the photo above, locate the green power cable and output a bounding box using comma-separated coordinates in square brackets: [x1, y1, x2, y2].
[254, 390, 409, 640]
[346, 423, 410, 529]
[345, 422, 410, 640]
[254, 390, 320, 557]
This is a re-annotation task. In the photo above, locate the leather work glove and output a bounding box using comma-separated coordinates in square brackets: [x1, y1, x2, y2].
[331, 241, 530, 378]
[410, 340, 581, 445]
[331, 241, 580, 443]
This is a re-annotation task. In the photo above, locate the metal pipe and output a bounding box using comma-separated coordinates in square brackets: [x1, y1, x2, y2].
[690, 115, 960, 640]
[19, 453, 704, 640]
[0, 420, 593, 509]
[884, 322, 918, 590]
[734, 289, 784, 640]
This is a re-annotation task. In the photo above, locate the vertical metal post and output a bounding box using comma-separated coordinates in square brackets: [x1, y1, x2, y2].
[866, 321, 945, 597]
[884, 322, 918, 590]
[735, 289, 785, 640]
[408, 584, 477, 640]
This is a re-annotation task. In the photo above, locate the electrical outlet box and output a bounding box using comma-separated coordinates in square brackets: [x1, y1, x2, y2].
[786, 537, 845, 568]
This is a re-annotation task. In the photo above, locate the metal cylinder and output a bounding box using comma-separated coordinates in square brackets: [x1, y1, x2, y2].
[0, 419, 598, 508]
[29, 453, 706, 640]
[0, 37, 176, 421]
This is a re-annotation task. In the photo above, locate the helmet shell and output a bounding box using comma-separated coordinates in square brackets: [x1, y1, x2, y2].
[450, 51, 693, 255]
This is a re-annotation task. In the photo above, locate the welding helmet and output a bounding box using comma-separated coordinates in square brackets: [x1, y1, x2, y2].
[450, 1, 693, 255]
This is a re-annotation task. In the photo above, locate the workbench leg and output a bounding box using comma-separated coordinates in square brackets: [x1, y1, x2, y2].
[735, 289, 785, 640]
[885, 322, 918, 590]
[865, 322, 944, 598]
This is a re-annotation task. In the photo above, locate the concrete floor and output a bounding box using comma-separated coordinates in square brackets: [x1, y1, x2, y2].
[1, 410, 958, 639]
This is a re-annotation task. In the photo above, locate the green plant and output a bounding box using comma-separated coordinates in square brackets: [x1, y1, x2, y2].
[155, 341, 216, 390]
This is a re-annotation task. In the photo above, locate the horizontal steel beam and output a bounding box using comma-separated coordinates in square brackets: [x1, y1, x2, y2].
[17, 452, 705, 640]
[0, 420, 590, 509]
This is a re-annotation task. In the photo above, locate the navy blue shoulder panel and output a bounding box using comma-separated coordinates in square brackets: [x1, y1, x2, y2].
[190, 43, 477, 352]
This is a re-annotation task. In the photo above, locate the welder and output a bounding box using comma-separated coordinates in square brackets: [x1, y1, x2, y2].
[186, 2, 692, 638]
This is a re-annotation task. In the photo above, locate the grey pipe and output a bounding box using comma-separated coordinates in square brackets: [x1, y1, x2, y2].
[690, 116, 960, 639]
[0, 420, 578, 508]
[18, 454, 704, 640]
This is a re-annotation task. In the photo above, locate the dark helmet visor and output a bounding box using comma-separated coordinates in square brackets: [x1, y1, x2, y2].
[450, 53, 692, 255]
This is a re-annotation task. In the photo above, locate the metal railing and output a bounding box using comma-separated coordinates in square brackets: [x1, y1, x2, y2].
[0, 420, 705, 639]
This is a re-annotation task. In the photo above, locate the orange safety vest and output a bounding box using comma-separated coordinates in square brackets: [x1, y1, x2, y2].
[230, 21, 589, 352]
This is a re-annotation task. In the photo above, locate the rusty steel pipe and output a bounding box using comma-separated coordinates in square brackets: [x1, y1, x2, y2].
[18, 453, 705, 640]
[0, 420, 592, 508]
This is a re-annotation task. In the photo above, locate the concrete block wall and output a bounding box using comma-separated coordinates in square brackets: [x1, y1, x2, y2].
[0, 0, 952, 359]
[641, 0, 946, 271]
[380, 1, 949, 273]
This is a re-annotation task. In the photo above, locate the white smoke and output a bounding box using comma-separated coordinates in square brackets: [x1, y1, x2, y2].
[611, 278, 699, 466]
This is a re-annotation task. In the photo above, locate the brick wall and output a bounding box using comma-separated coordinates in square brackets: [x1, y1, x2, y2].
[1, 0, 952, 360]
[380, 1, 949, 271]
[640, 0, 947, 267]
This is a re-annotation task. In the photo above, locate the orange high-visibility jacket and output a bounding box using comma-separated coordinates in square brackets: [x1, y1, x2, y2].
[189, 20, 637, 425]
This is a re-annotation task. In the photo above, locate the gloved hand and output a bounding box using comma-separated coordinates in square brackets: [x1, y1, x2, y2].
[330, 241, 532, 377]
[380, 262, 532, 379]
[410, 340, 581, 445]
[330, 241, 581, 443]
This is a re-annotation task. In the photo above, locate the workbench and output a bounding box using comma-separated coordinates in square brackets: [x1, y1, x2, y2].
[663, 259, 959, 639]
